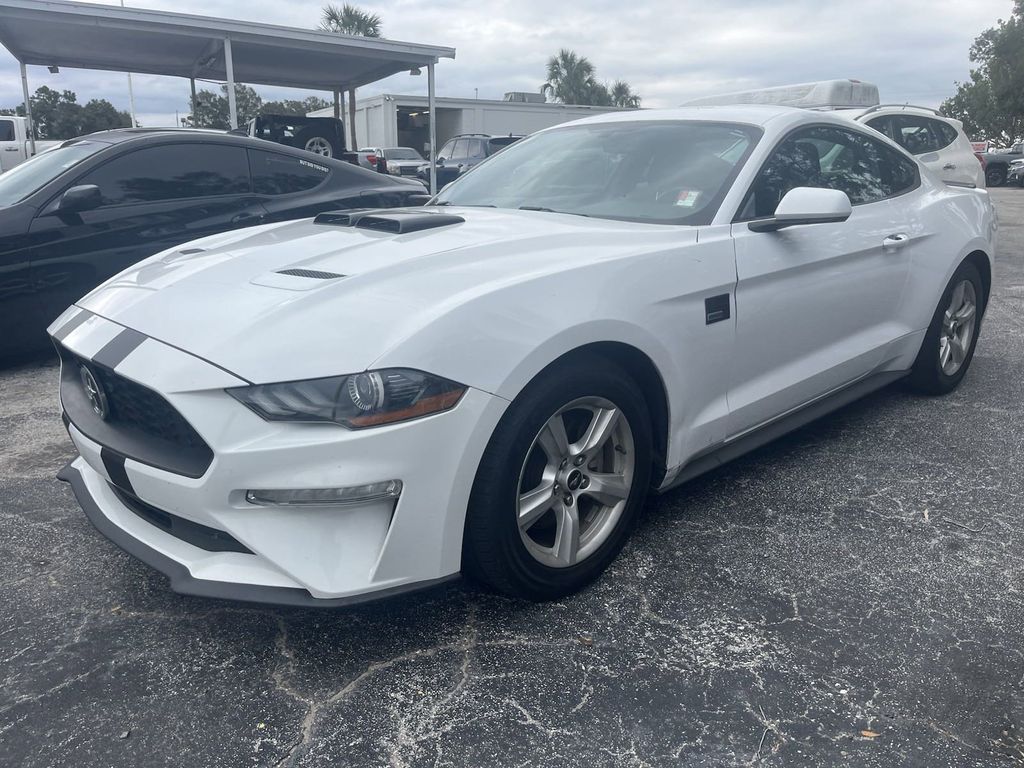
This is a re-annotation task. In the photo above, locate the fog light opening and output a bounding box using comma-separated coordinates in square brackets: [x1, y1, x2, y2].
[245, 480, 403, 507]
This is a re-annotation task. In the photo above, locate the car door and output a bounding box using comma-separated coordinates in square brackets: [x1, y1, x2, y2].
[727, 124, 920, 437]
[0, 118, 21, 172]
[28, 141, 264, 315]
[462, 138, 488, 173]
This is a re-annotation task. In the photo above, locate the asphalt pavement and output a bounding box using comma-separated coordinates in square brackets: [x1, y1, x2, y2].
[1, 189, 1023, 767]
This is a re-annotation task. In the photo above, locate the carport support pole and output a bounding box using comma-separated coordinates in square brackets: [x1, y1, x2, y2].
[223, 37, 237, 130]
[190, 78, 198, 126]
[428, 61, 437, 195]
[19, 61, 35, 156]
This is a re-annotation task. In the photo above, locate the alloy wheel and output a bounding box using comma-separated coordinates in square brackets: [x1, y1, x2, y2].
[939, 279, 977, 375]
[516, 397, 635, 568]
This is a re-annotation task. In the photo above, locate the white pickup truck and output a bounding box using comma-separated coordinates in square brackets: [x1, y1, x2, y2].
[0, 115, 60, 172]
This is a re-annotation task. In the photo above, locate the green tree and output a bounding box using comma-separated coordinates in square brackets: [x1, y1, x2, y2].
[1, 86, 129, 139]
[319, 3, 382, 148]
[610, 80, 641, 108]
[942, 1, 1024, 145]
[261, 96, 332, 116]
[188, 84, 263, 129]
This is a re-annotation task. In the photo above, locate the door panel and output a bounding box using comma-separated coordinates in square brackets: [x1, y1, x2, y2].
[728, 209, 910, 435]
[28, 196, 263, 318]
[727, 124, 921, 437]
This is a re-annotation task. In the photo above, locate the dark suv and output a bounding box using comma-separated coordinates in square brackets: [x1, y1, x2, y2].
[419, 133, 522, 188]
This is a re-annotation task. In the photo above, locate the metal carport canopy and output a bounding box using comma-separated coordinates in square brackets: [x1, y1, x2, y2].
[0, 0, 455, 189]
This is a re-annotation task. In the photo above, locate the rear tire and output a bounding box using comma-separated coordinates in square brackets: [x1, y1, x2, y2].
[463, 356, 652, 601]
[986, 164, 1006, 187]
[908, 260, 985, 395]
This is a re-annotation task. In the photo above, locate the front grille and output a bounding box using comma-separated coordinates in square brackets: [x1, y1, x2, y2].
[58, 344, 213, 478]
[399, 166, 418, 175]
[110, 484, 251, 554]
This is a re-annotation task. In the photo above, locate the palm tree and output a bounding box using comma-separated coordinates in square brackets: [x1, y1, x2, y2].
[541, 49, 600, 105]
[319, 3, 382, 148]
[610, 80, 641, 109]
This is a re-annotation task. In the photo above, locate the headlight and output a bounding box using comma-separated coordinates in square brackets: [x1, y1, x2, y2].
[227, 369, 466, 428]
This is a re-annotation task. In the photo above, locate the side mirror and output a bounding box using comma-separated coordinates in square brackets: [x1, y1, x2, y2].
[57, 184, 102, 214]
[436, 157, 445, 166]
[748, 187, 851, 232]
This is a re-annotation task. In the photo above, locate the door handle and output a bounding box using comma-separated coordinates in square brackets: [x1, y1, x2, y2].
[2, 147, 19, 151]
[883, 233, 910, 250]
[942, 163, 957, 170]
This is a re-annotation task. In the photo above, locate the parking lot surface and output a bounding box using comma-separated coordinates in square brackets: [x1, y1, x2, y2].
[2, 189, 1023, 767]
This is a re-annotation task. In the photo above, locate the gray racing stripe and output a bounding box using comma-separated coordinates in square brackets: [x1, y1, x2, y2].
[92, 328, 147, 369]
[51, 309, 93, 342]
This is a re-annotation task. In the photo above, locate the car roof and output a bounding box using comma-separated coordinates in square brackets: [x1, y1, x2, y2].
[555, 105, 822, 130]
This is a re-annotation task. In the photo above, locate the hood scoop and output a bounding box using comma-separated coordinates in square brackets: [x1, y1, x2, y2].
[276, 268, 345, 280]
[314, 209, 465, 234]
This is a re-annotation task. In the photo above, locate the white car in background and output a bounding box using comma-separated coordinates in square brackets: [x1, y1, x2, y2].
[850, 105, 985, 188]
[51, 106, 996, 607]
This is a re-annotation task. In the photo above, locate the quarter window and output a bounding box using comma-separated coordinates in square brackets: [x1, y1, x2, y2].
[250, 149, 329, 195]
[890, 115, 942, 154]
[741, 125, 918, 219]
[79, 143, 250, 205]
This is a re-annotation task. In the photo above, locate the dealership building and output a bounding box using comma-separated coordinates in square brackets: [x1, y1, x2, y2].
[311, 92, 627, 155]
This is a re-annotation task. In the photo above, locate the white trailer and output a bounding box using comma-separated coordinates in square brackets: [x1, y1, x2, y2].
[310, 93, 628, 158]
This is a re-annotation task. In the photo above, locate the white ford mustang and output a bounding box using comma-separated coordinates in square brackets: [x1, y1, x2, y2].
[51, 106, 996, 606]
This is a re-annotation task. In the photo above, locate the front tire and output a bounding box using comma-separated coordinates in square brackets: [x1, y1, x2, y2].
[463, 357, 652, 601]
[908, 260, 985, 395]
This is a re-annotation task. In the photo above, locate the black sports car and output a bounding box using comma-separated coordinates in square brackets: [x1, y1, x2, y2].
[0, 128, 428, 359]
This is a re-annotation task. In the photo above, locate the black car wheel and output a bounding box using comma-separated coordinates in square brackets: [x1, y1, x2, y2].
[986, 164, 1007, 187]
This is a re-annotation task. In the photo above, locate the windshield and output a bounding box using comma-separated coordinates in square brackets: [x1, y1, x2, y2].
[0, 141, 107, 207]
[435, 121, 761, 225]
[386, 148, 422, 161]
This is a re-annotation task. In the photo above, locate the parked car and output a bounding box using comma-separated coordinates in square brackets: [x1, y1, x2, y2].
[850, 106, 986, 188]
[977, 143, 1024, 187]
[0, 115, 61, 172]
[234, 114, 349, 160]
[0, 128, 427, 359]
[377, 147, 427, 176]
[52, 107, 995, 607]
[417, 133, 523, 188]
[1008, 157, 1024, 186]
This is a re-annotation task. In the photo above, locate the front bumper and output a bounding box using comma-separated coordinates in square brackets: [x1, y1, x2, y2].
[50, 307, 508, 606]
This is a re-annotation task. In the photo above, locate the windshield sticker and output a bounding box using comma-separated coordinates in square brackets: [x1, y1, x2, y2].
[675, 190, 701, 207]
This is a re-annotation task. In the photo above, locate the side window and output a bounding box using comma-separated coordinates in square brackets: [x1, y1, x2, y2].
[250, 149, 330, 195]
[931, 119, 959, 150]
[466, 139, 486, 158]
[865, 116, 894, 141]
[741, 125, 918, 219]
[0, 120, 14, 142]
[449, 139, 468, 161]
[437, 140, 456, 161]
[78, 143, 250, 205]
[890, 115, 941, 155]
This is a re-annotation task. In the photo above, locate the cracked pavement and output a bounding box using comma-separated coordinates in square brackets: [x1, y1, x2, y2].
[1, 189, 1023, 767]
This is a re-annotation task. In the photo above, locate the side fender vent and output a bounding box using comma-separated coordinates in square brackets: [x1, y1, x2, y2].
[276, 268, 345, 280]
[314, 209, 464, 234]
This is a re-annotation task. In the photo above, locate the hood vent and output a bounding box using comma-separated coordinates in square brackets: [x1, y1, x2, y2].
[314, 209, 465, 234]
[276, 268, 345, 280]
[179, 247, 206, 255]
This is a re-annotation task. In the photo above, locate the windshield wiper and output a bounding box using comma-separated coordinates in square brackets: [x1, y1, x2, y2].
[433, 202, 496, 207]
[518, 205, 590, 218]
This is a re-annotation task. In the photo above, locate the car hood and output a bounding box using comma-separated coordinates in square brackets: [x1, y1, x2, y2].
[77, 207, 696, 383]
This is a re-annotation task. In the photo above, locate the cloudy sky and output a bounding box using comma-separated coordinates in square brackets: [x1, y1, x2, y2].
[0, 0, 1014, 126]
